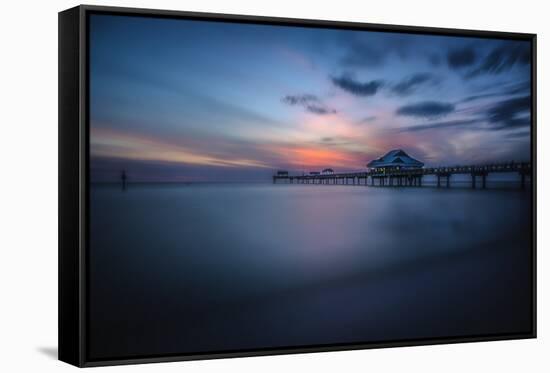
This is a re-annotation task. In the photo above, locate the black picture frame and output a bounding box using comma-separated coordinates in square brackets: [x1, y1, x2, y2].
[59, 4, 537, 367]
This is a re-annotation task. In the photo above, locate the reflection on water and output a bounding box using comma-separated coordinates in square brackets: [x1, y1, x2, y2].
[89, 184, 532, 359]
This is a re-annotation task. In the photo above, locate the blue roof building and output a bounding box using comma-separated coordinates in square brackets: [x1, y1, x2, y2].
[367, 149, 424, 170]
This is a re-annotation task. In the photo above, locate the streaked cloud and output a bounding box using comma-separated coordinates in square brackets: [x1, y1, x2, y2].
[447, 46, 477, 69]
[398, 119, 479, 132]
[331, 74, 384, 96]
[485, 96, 531, 129]
[91, 127, 272, 169]
[282, 94, 337, 115]
[467, 43, 530, 78]
[391, 73, 439, 96]
[396, 101, 455, 118]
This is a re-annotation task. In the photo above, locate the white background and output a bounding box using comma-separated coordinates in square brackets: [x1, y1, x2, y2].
[0, 0, 547, 371]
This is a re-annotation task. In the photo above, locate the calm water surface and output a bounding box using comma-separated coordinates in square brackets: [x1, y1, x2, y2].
[89, 184, 532, 359]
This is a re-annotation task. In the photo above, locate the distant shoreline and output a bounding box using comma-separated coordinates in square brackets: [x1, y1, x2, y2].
[90, 180, 532, 190]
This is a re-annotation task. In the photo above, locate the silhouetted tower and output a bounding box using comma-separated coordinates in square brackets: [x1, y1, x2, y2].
[121, 170, 127, 191]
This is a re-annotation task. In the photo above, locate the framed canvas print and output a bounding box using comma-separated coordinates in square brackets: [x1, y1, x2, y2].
[59, 5, 536, 367]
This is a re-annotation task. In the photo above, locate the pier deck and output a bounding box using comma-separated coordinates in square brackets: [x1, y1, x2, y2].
[273, 162, 531, 189]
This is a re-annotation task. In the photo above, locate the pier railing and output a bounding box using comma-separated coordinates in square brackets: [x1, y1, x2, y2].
[273, 161, 531, 189]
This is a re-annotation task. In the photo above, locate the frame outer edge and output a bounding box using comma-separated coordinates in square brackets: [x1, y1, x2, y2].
[58, 5, 84, 367]
[71, 5, 537, 367]
[79, 5, 86, 367]
[531, 34, 537, 339]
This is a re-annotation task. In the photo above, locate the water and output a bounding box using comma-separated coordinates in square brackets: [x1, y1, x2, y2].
[89, 184, 532, 359]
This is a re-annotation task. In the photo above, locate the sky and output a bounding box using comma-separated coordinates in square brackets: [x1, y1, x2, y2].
[89, 14, 532, 183]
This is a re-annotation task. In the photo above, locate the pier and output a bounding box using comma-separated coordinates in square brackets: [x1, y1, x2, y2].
[273, 161, 532, 189]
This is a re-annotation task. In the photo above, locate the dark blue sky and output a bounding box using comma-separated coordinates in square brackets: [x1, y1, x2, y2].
[89, 14, 531, 182]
